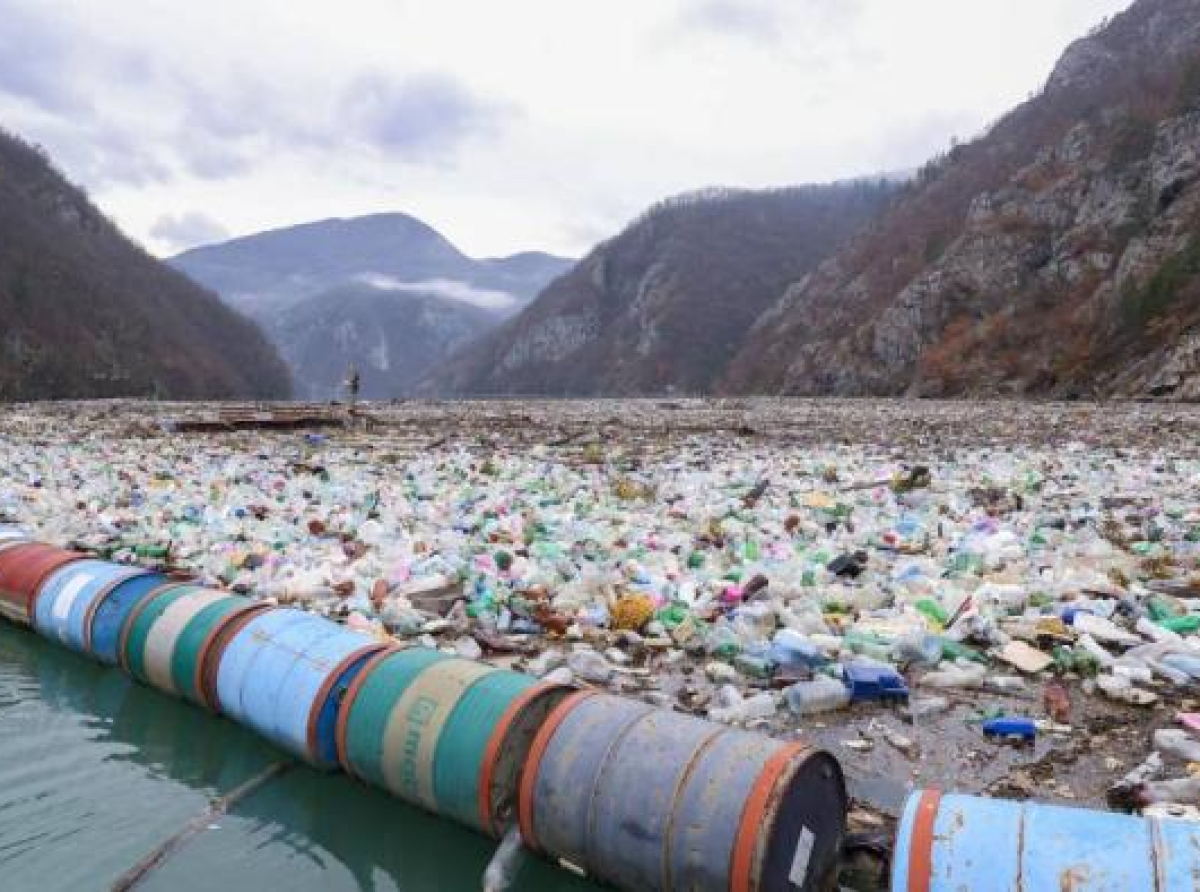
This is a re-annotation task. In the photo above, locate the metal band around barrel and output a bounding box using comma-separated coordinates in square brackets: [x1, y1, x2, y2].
[380, 659, 497, 808]
[304, 642, 387, 762]
[335, 645, 404, 779]
[195, 602, 273, 712]
[906, 788, 942, 892]
[477, 682, 561, 837]
[81, 570, 152, 652]
[729, 742, 814, 892]
[518, 689, 599, 853]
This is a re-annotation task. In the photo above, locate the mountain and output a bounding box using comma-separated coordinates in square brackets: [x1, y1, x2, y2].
[273, 283, 497, 399]
[427, 182, 898, 396]
[723, 0, 1200, 400]
[171, 214, 572, 397]
[0, 128, 290, 401]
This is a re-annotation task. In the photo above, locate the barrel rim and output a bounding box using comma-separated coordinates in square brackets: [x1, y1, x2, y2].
[477, 681, 574, 837]
[116, 580, 195, 672]
[335, 643, 405, 778]
[192, 599, 271, 712]
[903, 788, 942, 892]
[79, 568, 155, 652]
[305, 640, 389, 761]
[728, 741, 817, 892]
[517, 688, 600, 853]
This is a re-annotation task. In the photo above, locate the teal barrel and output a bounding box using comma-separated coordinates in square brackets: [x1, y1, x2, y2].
[32, 560, 146, 657]
[892, 790, 1200, 891]
[337, 647, 571, 836]
[120, 584, 201, 680]
[519, 691, 846, 892]
[213, 608, 385, 768]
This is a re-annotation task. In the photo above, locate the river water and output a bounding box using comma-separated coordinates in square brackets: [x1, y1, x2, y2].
[0, 623, 598, 892]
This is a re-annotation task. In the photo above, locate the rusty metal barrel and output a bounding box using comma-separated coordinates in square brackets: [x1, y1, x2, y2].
[0, 543, 86, 626]
[519, 691, 846, 892]
[892, 790, 1200, 891]
[214, 608, 385, 768]
[337, 647, 573, 836]
[32, 559, 146, 656]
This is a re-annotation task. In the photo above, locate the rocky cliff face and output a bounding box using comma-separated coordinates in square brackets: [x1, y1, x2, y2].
[723, 0, 1200, 400]
[274, 283, 498, 399]
[0, 128, 291, 400]
[429, 182, 897, 396]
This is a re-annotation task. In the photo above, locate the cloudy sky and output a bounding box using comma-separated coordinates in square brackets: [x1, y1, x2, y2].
[0, 0, 1132, 259]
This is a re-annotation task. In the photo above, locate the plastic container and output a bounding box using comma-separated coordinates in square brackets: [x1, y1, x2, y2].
[785, 675, 852, 715]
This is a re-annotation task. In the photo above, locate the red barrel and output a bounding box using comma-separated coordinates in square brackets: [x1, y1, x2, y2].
[0, 543, 87, 626]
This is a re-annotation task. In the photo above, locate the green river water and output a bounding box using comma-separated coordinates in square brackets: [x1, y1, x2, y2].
[0, 623, 600, 892]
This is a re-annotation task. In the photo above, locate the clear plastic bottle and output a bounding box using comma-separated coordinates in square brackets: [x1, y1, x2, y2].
[785, 675, 852, 715]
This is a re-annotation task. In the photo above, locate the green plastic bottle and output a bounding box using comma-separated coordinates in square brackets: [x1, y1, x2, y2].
[916, 599, 949, 626]
[1160, 615, 1200, 635]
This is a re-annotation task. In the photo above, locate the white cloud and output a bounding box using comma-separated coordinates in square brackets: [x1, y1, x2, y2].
[0, 0, 1134, 258]
[356, 274, 517, 311]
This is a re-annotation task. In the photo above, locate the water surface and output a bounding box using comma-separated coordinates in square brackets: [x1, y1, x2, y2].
[0, 624, 597, 891]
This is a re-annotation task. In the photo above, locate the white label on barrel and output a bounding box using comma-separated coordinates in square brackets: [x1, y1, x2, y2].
[788, 827, 814, 887]
[52, 573, 97, 630]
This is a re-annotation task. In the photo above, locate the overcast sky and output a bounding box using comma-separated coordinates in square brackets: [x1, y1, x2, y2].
[0, 0, 1133, 259]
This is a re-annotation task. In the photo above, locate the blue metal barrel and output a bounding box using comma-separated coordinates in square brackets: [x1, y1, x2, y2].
[892, 790, 1200, 891]
[32, 560, 145, 656]
[87, 574, 181, 666]
[520, 691, 846, 891]
[214, 608, 383, 767]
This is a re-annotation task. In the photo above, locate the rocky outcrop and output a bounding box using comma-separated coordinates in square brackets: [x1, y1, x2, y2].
[0, 127, 291, 400]
[429, 182, 897, 396]
[723, 0, 1200, 400]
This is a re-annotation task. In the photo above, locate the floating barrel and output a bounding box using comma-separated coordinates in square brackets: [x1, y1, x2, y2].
[337, 648, 574, 837]
[214, 609, 384, 768]
[893, 790, 1200, 892]
[120, 584, 202, 679]
[133, 587, 241, 697]
[520, 691, 846, 892]
[169, 594, 268, 708]
[88, 574, 183, 666]
[32, 559, 145, 656]
[0, 543, 86, 625]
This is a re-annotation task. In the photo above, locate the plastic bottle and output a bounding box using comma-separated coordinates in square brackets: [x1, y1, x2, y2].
[769, 629, 829, 671]
[891, 632, 943, 668]
[785, 675, 852, 716]
[920, 663, 986, 689]
[1153, 729, 1200, 763]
